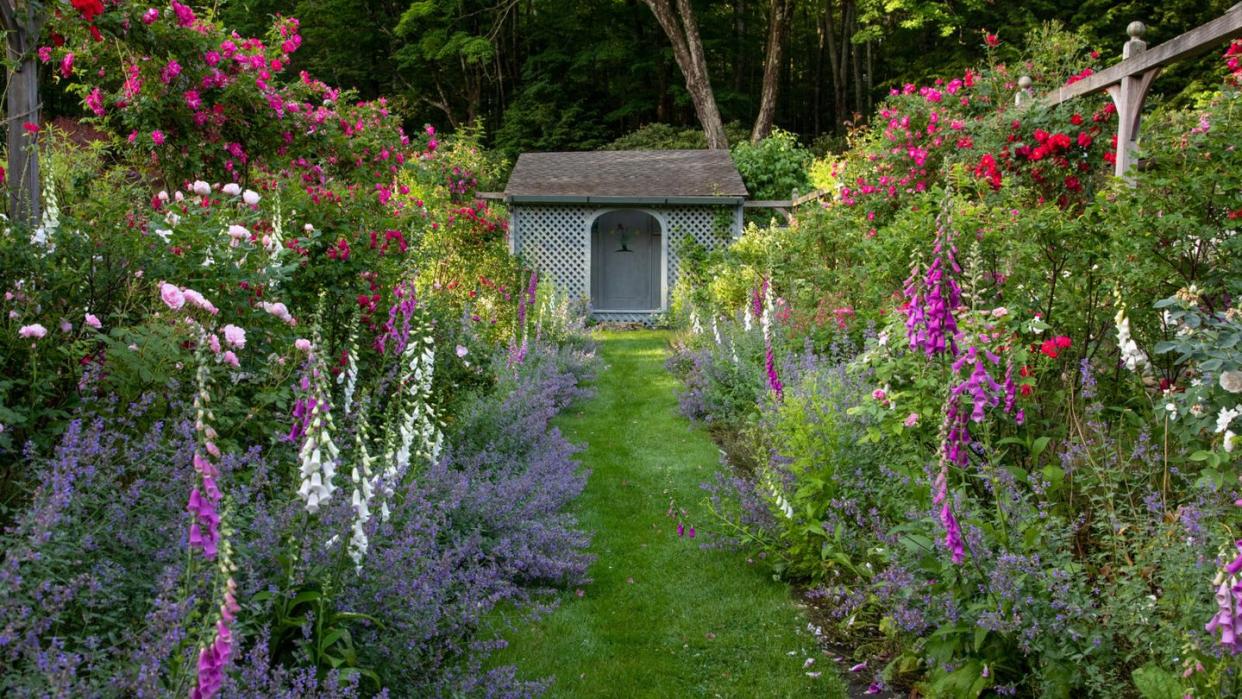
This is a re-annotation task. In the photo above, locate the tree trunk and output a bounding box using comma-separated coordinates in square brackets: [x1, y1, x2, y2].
[750, 0, 789, 142]
[732, 0, 745, 92]
[3, 3, 42, 227]
[813, 1, 825, 136]
[641, 0, 729, 149]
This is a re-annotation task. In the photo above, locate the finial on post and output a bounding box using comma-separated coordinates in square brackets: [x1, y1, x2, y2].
[1124, 21, 1148, 58]
[1015, 75, 1033, 106]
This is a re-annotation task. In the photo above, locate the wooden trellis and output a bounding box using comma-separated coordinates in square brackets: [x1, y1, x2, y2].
[1017, 4, 1242, 180]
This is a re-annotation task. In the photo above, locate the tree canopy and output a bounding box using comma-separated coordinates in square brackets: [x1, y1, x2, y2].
[40, 0, 1240, 156]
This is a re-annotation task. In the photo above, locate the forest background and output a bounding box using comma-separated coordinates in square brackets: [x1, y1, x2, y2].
[39, 0, 1241, 159]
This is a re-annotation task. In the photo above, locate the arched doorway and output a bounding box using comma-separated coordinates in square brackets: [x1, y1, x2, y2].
[590, 210, 662, 312]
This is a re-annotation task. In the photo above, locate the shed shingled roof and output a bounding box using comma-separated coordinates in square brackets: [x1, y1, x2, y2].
[503, 149, 748, 200]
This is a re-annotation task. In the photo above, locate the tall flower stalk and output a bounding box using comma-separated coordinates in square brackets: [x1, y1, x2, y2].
[290, 303, 338, 514]
[509, 269, 538, 366]
[760, 277, 783, 400]
[904, 193, 963, 357]
[380, 309, 442, 521]
[1206, 477, 1242, 653]
[189, 332, 223, 560]
[348, 400, 377, 571]
[338, 312, 360, 415]
[171, 294, 241, 699]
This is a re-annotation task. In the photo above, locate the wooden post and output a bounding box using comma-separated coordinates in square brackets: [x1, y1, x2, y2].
[1, 1, 44, 226]
[1106, 22, 1161, 182]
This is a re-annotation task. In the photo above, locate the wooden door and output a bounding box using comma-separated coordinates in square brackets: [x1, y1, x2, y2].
[590, 210, 662, 311]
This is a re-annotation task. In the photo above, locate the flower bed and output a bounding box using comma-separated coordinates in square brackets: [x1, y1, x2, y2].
[671, 27, 1242, 698]
[0, 3, 596, 696]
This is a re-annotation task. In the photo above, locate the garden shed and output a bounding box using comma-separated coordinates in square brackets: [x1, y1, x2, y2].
[503, 150, 747, 323]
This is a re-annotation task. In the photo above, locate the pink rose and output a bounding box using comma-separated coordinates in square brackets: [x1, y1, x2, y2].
[160, 282, 185, 310]
[872, 388, 887, 401]
[221, 350, 239, 368]
[221, 324, 246, 349]
[294, 338, 312, 353]
[84, 313, 101, 330]
[18, 323, 47, 339]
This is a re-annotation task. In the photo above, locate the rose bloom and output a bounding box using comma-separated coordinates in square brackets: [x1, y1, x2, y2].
[221, 324, 246, 349]
[84, 313, 101, 329]
[222, 183, 241, 196]
[1221, 370, 1242, 394]
[242, 189, 260, 206]
[18, 323, 47, 339]
[294, 338, 312, 353]
[160, 282, 185, 310]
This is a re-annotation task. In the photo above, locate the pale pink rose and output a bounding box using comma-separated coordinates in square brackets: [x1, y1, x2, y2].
[84, 313, 101, 330]
[904, 412, 920, 427]
[159, 282, 185, 310]
[294, 338, 312, 353]
[221, 324, 246, 349]
[242, 189, 260, 206]
[208, 333, 222, 354]
[260, 301, 295, 325]
[221, 350, 240, 368]
[18, 323, 47, 339]
[222, 182, 241, 196]
[455, 345, 469, 358]
[191, 180, 211, 196]
[181, 288, 218, 315]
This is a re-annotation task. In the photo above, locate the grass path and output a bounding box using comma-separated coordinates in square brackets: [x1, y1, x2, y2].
[494, 330, 843, 698]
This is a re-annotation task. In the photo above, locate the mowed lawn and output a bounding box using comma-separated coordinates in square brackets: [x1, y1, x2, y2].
[492, 330, 843, 698]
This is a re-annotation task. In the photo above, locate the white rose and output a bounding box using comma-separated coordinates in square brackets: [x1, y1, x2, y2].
[222, 182, 241, 196]
[1221, 370, 1242, 394]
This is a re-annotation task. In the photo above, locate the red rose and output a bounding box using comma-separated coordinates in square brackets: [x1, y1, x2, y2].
[71, 0, 104, 22]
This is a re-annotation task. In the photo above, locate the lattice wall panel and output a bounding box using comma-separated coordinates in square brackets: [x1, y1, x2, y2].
[513, 205, 591, 301]
[513, 204, 735, 319]
[663, 206, 734, 297]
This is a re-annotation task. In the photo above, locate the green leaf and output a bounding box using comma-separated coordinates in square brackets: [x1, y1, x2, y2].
[1131, 664, 1184, 699]
[1030, 436, 1051, 462]
[1041, 465, 1065, 487]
